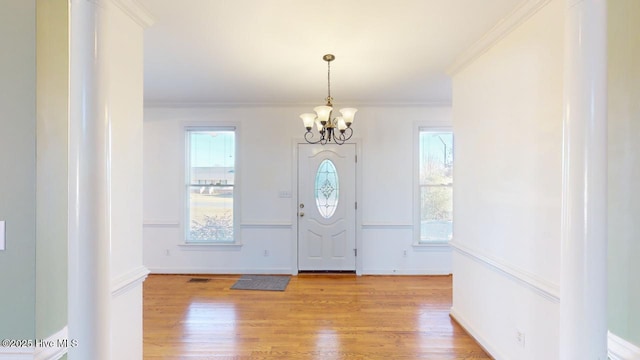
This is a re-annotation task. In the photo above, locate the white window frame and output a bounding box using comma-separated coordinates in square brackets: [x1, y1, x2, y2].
[413, 123, 453, 247]
[182, 124, 241, 247]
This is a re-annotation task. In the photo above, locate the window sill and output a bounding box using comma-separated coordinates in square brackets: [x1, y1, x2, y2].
[179, 243, 243, 251]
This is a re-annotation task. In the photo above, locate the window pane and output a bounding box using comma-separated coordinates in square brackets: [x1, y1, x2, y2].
[315, 159, 339, 219]
[419, 132, 453, 186]
[420, 186, 452, 242]
[187, 130, 235, 243]
[190, 131, 235, 185]
[419, 131, 453, 242]
[189, 185, 233, 242]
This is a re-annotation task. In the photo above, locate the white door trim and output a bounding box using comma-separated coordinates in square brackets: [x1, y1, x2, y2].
[291, 138, 362, 275]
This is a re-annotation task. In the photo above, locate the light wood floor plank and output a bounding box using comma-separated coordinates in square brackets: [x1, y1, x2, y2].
[144, 274, 490, 359]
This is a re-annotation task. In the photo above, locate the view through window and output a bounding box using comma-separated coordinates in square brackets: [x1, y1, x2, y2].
[186, 128, 235, 243]
[419, 131, 453, 242]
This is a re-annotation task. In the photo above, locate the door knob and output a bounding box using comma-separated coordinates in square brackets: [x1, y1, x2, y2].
[299, 212, 305, 217]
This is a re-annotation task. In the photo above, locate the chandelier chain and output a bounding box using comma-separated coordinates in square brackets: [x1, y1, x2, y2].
[327, 60, 331, 101]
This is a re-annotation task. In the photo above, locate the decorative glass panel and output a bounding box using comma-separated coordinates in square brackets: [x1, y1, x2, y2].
[315, 159, 339, 219]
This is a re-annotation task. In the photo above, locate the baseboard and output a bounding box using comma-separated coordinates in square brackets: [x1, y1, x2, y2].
[609, 331, 640, 360]
[362, 268, 452, 275]
[147, 267, 294, 275]
[449, 307, 504, 360]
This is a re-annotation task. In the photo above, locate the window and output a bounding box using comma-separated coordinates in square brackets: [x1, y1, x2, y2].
[418, 130, 453, 243]
[185, 127, 236, 243]
[315, 159, 339, 219]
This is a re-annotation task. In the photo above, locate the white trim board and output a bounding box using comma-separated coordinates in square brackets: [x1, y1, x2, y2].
[240, 222, 292, 229]
[143, 100, 453, 109]
[147, 267, 293, 275]
[449, 307, 508, 360]
[447, 0, 553, 75]
[363, 269, 452, 276]
[109, 0, 155, 28]
[361, 223, 413, 230]
[143, 219, 180, 227]
[450, 241, 559, 303]
[111, 265, 150, 297]
[609, 331, 640, 360]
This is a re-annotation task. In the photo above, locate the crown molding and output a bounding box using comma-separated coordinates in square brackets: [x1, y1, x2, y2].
[447, 0, 552, 76]
[143, 100, 452, 109]
[110, 0, 155, 28]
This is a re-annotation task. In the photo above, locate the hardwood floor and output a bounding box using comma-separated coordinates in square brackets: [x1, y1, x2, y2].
[144, 274, 490, 359]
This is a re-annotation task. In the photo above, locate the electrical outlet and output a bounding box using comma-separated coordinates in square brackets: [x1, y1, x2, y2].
[165, 249, 170, 256]
[403, 249, 408, 257]
[263, 250, 269, 257]
[516, 329, 526, 348]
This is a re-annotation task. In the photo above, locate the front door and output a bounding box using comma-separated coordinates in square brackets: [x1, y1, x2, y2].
[297, 143, 356, 271]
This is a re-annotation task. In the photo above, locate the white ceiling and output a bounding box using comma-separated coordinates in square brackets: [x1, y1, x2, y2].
[140, 0, 527, 106]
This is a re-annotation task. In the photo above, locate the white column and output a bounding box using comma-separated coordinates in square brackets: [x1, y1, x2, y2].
[68, 1, 111, 359]
[560, 0, 607, 359]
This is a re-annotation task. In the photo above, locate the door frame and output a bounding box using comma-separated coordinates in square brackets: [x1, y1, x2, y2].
[290, 138, 363, 275]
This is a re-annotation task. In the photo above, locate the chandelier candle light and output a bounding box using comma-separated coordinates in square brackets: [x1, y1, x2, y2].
[300, 54, 357, 145]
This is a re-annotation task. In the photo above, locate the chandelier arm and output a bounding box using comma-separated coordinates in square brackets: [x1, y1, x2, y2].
[304, 130, 323, 144]
[334, 127, 353, 143]
[343, 127, 353, 141]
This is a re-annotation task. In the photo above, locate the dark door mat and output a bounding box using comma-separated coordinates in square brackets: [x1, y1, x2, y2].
[188, 278, 211, 283]
[230, 275, 290, 291]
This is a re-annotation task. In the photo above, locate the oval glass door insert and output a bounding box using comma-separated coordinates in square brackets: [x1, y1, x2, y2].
[315, 159, 339, 219]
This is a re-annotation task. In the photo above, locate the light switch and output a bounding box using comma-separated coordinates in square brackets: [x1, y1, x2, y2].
[0, 221, 5, 251]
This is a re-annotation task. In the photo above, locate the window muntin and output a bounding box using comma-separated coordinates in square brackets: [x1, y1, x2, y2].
[315, 159, 339, 219]
[419, 131, 453, 242]
[186, 129, 235, 243]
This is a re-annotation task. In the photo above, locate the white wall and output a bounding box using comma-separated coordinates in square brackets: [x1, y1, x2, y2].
[35, 0, 68, 343]
[0, 0, 36, 346]
[143, 105, 452, 275]
[607, 0, 640, 352]
[106, 1, 150, 359]
[450, 0, 563, 359]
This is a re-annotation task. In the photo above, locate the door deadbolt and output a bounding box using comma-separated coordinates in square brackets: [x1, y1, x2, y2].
[299, 203, 305, 208]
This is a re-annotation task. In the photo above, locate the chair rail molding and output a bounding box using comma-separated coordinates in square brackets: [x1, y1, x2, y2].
[111, 265, 150, 298]
[450, 241, 560, 303]
[609, 331, 640, 360]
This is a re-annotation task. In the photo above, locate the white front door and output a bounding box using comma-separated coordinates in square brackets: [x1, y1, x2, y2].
[297, 143, 356, 271]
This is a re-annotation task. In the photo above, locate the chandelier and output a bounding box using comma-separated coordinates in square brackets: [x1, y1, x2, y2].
[300, 54, 357, 145]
